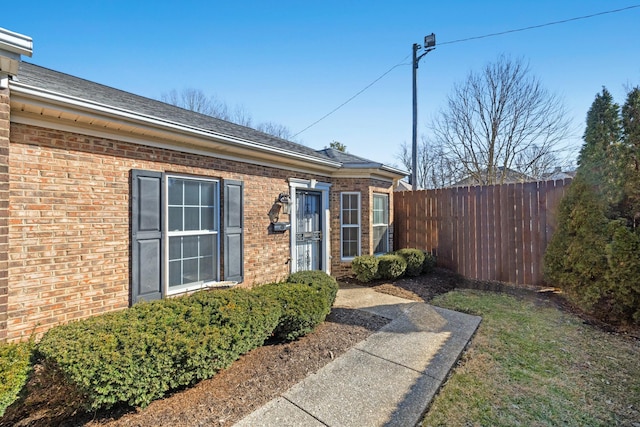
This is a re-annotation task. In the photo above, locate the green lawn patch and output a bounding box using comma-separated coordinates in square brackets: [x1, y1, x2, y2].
[423, 290, 640, 427]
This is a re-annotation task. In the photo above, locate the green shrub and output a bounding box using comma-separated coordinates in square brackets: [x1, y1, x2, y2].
[395, 249, 425, 276]
[377, 254, 407, 280]
[351, 255, 379, 282]
[36, 288, 281, 410]
[286, 270, 339, 305]
[0, 341, 33, 416]
[422, 251, 437, 273]
[604, 222, 640, 322]
[255, 274, 336, 341]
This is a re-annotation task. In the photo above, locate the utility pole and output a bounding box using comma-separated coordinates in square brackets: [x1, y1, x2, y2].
[411, 33, 436, 191]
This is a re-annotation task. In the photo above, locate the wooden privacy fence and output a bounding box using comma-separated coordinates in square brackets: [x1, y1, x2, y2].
[394, 179, 572, 286]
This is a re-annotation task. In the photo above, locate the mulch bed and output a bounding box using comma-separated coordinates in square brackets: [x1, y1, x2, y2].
[2, 268, 636, 426]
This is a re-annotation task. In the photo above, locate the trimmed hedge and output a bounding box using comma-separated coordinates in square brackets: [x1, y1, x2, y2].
[255, 271, 338, 341]
[377, 254, 407, 280]
[37, 288, 281, 409]
[35, 274, 338, 410]
[351, 255, 379, 282]
[395, 249, 425, 277]
[0, 341, 33, 416]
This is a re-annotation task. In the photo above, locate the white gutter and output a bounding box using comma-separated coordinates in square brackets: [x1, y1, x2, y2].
[10, 81, 343, 170]
[0, 28, 33, 58]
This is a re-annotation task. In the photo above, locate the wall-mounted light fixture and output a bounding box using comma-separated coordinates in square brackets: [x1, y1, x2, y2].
[268, 192, 291, 224]
[277, 193, 291, 214]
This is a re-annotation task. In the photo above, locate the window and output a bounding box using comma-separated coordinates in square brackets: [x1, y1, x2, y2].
[167, 176, 219, 293]
[340, 192, 361, 259]
[372, 193, 389, 254]
[131, 170, 244, 304]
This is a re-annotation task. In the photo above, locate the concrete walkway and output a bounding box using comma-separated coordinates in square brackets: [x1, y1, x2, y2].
[234, 284, 481, 427]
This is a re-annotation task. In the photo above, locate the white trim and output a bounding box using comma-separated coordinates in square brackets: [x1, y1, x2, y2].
[372, 193, 390, 255]
[164, 174, 221, 296]
[289, 178, 331, 275]
[340, 192, 361, 260]
[0, 27, 33, 57]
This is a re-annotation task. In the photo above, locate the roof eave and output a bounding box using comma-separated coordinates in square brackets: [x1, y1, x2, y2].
[9, 81, 343, 171]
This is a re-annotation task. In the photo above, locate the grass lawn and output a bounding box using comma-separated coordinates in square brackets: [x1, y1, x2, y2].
[422, 289, 640, 427]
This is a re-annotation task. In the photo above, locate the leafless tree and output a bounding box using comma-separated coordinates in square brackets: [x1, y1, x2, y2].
[256, 121, 295, 140]
[431, 56, 572, 185]
[397, 137, 463, 189]
[160, 88, 253, 127]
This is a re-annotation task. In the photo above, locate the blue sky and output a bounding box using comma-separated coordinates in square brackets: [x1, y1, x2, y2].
[4, 1, 640, 168]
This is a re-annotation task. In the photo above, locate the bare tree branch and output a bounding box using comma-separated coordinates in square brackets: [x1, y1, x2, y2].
[432, 56, 572, 185]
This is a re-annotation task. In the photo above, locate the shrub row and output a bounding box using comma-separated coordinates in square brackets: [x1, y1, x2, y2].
[351, 249, 436, 283]
[0, 341, 33, 416]
[35, 272, 337, 410]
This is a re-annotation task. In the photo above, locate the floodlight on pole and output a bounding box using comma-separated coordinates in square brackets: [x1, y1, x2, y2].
[411, 33, 436, 191]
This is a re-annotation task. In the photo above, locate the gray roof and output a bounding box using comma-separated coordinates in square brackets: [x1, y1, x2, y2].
[17, 62, 326, 162]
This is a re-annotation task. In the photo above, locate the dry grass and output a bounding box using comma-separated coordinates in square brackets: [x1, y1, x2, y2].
[423, 290, 640, 427]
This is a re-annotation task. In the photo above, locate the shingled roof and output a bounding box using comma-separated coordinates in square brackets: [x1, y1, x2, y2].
[16, 62, 329, 160]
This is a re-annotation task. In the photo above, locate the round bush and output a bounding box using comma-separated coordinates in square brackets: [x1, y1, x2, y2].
[422, 251, 436, 273]
[286, 270, 339, 305]
[351, 255, 379, 282]
[377, 254, 407, 280]
[254, 281, 333, 341]
[395, 248, 425, 277]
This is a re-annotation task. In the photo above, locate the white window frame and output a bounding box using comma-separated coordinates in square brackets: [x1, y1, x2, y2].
[372, 193, 389, 255]
[165, 174, 220, 295]
[340, 192, 361, 260]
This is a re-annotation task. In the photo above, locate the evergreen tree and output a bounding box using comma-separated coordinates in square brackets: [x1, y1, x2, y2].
[544, 88, 640, 323]
[577, 88, 622, 215]
[620, 87, 640, 226]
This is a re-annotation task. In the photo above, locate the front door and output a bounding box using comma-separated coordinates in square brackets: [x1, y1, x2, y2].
[295, 191, 322, 271]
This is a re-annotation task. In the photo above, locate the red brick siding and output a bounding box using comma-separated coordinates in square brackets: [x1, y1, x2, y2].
[6, 123, 329, 340]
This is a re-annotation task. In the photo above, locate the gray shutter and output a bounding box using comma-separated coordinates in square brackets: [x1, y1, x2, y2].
[131, 170, 163, 303]
[223, 179, 244, 283]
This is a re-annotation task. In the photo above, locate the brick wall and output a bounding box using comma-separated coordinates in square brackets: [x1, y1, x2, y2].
[6, 123, 323, 340]
[0, 88, 9, 340]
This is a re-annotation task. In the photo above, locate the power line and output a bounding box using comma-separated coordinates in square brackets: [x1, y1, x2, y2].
[292, 63, 407, 138]
[293, 4, 640, 137]
[440, 4, 640, 46]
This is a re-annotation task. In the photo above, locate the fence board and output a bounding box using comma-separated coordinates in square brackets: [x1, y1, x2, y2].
[394, 179, 572, 286]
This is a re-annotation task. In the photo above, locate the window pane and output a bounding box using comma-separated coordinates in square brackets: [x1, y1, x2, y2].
[184, 181, 200, 205]
[183, 259, 199, 284]
[374, 225, 388, 254]
[200, 256, 215, 282]
[169, 207, 183, 231]
[201, 207, 214, 230]
[342, 227, 358, 258]
[169, 236, 181, 260]
[201, 182, 214, 205]
[200, 234, 214, 257]
[168, 178, 183, 205]
[184, 207, 200, 230]
[169, 260, 181, 287]
[183, 235, 198, 258]
[373, 194, 388, 225]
